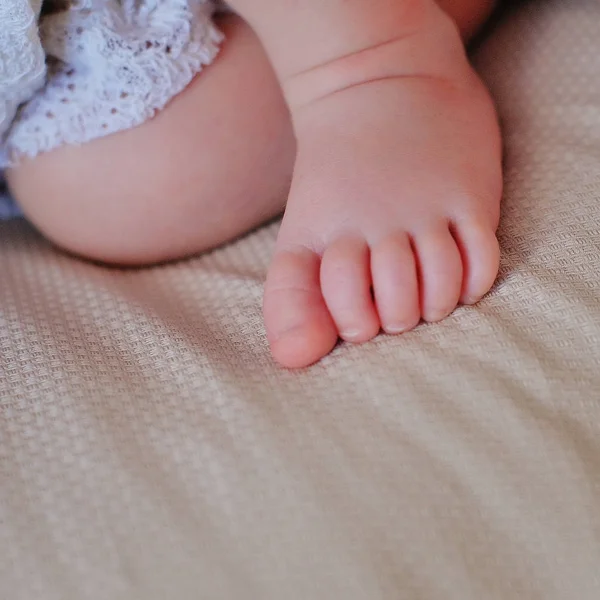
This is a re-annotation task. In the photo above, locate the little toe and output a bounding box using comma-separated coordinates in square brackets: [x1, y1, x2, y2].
[371, 232, 420, 334]
[320, 237, 380, 343]
[264, 248, 338, 369]
[452, 219, 500, 305]
[413, 224, 463, 323]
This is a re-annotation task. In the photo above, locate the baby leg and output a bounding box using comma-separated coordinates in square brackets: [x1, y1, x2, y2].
[6, 15, 295, 265]
[8, 1, 498, 370]
[226, 0, 502, 368]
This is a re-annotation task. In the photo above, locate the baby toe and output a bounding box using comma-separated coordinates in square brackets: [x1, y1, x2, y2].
[320, 236, 380, 343]
[451, 218, 500, 305]
[413, 223, 463, 323]
[264, 248, 338, 369]
[371, 232, 420, 334]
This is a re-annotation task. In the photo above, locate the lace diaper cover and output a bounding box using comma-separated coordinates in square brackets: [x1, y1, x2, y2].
[0, 0, 223, 169]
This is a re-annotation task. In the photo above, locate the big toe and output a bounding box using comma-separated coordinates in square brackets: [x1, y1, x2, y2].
[264, 248, 338, 369]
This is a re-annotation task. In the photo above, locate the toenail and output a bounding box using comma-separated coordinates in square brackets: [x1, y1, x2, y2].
[385, 324, 409, 334]
[340, 330, 363, 341]
[427, 309, 451, 322]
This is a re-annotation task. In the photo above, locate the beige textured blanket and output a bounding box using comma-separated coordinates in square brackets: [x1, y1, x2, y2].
[1, 1, 600, 598]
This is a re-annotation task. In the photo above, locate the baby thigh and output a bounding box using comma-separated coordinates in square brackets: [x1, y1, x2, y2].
[6, 15, 294, 266]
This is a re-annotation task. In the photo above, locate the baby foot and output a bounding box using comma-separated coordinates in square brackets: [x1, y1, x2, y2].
[264, 15, 502, 368]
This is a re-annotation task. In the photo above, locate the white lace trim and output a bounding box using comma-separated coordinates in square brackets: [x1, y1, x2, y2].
[0, 0, 46, 140]
[0, 0, 222, 167]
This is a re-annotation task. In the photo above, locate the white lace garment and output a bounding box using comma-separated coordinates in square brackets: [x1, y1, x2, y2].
[0, 0, 222, 169]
